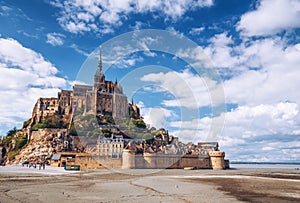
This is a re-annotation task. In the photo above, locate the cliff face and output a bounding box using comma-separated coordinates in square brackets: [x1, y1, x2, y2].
[3, 128, 84, 165]
[12, 129, 65, 164]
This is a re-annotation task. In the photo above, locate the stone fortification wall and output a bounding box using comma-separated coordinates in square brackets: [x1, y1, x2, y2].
[73, 150, 227, 170]
[76, 155, 122, 169]
[122, 150, 213, 169]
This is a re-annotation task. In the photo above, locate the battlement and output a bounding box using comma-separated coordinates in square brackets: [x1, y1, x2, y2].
[209, 151, 225, 157]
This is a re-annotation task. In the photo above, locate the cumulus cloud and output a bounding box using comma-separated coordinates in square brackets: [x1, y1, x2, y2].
[237, 0, 300, 37]
[141, 69, 214, 109]
[140, 106, 177, 129]
[50, 0, 214, 33]
[46, 33, 65, 46]
[193, 31, 300, 107]
[224, 40, 300, 106]
[0, 38, 67, 135]
[170, 117, 212, 143]
[220, 102, 300, 161]
[181, 24, 300, 161]
[203, 33, 238, 68]
[0, 38, 58, 77]
[138, 28, 300, 161]
[167, 102, 300, 161]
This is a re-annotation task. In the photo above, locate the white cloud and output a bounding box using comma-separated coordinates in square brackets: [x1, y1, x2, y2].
[237, 0, 300, 36]
[169, 117, 212, 143]
[175, 46, 213, 69]
[189, 27, 205, 35]
[0, 38, 67, 135]
[141, 69, 214, 109]
[219, 102, 300, 161]
[171, 23, 300, 161]
[0, 38, 58, 77]
[137, 36, 157, 57]
[50, 0, 214, 34]
[166, 27, 185, 38]
[70, 44, 89, 56]
[189, 31, 300, 107]
[65, 21, 91, 33]
[46, 33, 65, 46]
[167, 102, 300, 161]
[130, 21, 145, 30]
[224, 40, 300, 106]
[203, 33, 238, 68]
[140, 107, 176, 129]
[115, 56, 144, 69]
[77, 12, 94, 22]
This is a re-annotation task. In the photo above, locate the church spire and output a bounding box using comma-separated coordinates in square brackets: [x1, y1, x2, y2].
[96, 47, 103, 76]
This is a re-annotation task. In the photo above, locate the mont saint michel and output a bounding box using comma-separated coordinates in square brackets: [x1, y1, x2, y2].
[0, 52, 228, 170]
[1, 1, 300, 202]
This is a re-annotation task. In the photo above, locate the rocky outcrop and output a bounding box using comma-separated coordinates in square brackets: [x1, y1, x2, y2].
[11, 129, 70, 164]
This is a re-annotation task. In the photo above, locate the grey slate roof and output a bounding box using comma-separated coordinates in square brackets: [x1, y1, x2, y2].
[51, 154, 61, 160]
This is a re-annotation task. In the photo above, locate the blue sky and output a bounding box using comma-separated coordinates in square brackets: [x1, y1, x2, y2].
[0, 0, 300, 162]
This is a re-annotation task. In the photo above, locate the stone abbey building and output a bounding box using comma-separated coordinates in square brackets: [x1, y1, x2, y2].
[30, 52, 138, 126]
[72, 53, 129, 118]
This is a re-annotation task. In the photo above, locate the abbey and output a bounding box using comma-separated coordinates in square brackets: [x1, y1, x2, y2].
[30, 52, 138, 126]
[72, 53, 129, 119]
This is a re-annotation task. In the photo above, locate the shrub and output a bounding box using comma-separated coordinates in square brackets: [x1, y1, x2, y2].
[31, 116, 68, 130]
[8, 150, 19, 161]
[22, 118, 31, 129]
[2, 136, 13, 148]
[32, 122, 47, 131]
[15, 136, 27, 150]
[131, 119, 147, 129]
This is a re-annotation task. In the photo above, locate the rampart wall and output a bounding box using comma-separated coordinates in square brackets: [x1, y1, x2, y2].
[122, 150, 225, 170]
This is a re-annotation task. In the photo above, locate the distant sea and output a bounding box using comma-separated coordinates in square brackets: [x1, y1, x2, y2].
[230, 162, 300, 169]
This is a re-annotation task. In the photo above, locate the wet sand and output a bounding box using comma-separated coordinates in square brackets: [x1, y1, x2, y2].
[0, 166, 300, 203]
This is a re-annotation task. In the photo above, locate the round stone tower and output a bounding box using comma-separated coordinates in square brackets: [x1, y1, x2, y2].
[122, 149, 135, 169]
[209, 151, 225, 170]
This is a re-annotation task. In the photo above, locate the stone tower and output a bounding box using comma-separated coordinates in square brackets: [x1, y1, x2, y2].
[209, 151, 225, 170]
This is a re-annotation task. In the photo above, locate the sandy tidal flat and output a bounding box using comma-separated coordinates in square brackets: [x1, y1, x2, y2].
[0, 165, 300, 203]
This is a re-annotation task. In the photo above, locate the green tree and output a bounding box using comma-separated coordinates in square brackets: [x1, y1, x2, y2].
[7, 127, 18, 137]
